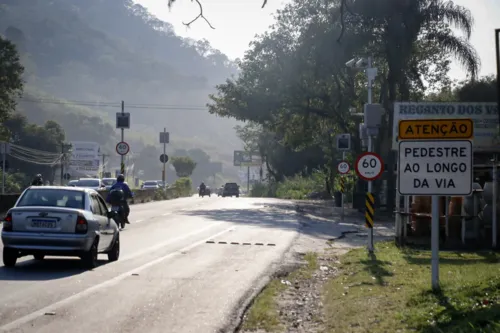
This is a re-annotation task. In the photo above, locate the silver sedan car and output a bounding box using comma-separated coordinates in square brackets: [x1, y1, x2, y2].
[1, 186, 120, 269]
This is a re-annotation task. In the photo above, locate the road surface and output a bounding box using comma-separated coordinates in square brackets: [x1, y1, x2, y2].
[0, 196, 301, 333]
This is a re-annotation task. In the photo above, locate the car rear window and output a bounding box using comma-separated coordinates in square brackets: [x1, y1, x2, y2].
[102, 179, 116, 186]
[77, 179, 100, 187]
[225, 183, 238, 188]
[144, 181, 158, 186]
[17, 189, 85, 209]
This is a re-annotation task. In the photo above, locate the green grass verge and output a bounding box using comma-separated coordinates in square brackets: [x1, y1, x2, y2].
[242, 252, 318, 332]
[323, 242, 500, 333]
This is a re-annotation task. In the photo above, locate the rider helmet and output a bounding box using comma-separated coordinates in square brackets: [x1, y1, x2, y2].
[117, 174, 125, 182]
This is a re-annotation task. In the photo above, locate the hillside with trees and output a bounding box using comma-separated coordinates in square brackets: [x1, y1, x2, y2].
[0, 0, 241, 179]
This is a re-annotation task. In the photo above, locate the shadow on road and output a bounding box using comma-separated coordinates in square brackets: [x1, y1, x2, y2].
[181, 201, 358, 240]
[0, 258, 108, 281]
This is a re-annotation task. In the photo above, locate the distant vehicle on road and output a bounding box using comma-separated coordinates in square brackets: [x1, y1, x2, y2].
[67, 180, 79, 187]
[76, 178, 105, 191]
[222, 183, 239, 197]
[1, 186, 120, 268]
[217, 185, 224, 196]
[102, 177, 116, 190]
[142, 180, 160, 189]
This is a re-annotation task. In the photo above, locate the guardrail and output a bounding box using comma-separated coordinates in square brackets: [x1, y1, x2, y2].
[0, 186, 189, 214]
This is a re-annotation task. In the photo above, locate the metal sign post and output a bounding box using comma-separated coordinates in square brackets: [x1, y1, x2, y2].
[337, 158, 350, 222]
[398, 119, 473, 291]
[116, 102, 130, 176]
[160, 129, 170, 192]
[1, 142, 9, 194]
[336, 134, 351, 222]
[355, 152, 384, 253]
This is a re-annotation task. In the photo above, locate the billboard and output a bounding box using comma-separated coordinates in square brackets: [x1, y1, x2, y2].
[393, 102, 499, 151]
[234, 150, 261, 166]
[69, 141, 100, 177]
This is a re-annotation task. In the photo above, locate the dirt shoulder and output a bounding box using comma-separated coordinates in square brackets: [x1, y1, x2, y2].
[236, 200, 395, 333]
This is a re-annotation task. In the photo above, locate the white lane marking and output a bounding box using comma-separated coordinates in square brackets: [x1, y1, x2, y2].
[0, 225, 234, 332]
[162, 212, 171, 216]
[135, 219, 144, 223]
[120, 222, 228, 261]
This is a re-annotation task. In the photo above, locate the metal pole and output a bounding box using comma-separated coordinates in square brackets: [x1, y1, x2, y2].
[445, 196, 449, 239]
[1, 142, 5, 194]
[163, 127, 167, 192]
[493, 155, 497, 248]
[431, 195, 440, 291]
[495, 29, 500, 131]
[60, 143, 64, 185]
[121, 101, 125, 176]
[341, 151, 345, 222]
[367, 56, 374, 253]
[247, 165, 250, 192]
[101, 154, 106, 179]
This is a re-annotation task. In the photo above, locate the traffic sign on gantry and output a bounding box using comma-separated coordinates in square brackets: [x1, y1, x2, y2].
[355, 152, 384, 181]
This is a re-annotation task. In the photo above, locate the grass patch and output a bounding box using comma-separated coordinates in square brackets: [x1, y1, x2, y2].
[323, 241, 500, 333]
[242, 252, 318, 332]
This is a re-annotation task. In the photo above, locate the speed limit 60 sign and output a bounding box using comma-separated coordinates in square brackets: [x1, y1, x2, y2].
[337, 161, 350, 174]
[355, 152, 384, 181]
[116, 141, 130, 156]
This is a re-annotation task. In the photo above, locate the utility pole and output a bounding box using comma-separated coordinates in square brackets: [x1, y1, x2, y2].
[100, 153, 109, 178]
[59, 143, 72, 185]
[160, 128, 169, 192]
[1, 142, 9, 194]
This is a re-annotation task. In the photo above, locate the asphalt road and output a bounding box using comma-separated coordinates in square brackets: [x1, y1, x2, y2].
[0, 196, 300, 333]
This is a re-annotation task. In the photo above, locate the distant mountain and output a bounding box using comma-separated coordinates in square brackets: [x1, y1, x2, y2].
[0, 0, 242, 163]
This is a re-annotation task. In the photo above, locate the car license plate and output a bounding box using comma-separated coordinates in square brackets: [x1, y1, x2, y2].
[31, 219, 57, 228]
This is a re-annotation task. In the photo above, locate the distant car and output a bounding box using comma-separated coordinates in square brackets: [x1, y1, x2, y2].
[217, 186, 224, 197]
[206, 186, 211, 197]
[222, 183, 239, 197]
[102, 177, 116, 190]
[76, 178, 105, 191]
[142, 180, 160, 189]
[1, 186, 120, 268]
[67, 180, 79, 187]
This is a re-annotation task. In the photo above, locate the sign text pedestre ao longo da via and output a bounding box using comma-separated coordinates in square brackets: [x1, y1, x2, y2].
[397, 118, 473, 291]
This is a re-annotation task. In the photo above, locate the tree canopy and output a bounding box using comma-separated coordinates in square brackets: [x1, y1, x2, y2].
[171, 156, 197, 178]
[207, 0, 480, 204]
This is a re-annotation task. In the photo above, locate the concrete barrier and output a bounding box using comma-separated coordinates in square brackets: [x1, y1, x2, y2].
[0, 186, 189, 214]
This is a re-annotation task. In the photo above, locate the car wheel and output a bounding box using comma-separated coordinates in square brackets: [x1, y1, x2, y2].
[3, 248, 18, 267]
[236, 195, 239, 198]
[81, 238, 99, 269]
[107, 234, 120, 262]
[34, 254, 45, 261]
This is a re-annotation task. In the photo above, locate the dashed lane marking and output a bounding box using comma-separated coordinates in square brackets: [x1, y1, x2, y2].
[0, 225, 234, 331]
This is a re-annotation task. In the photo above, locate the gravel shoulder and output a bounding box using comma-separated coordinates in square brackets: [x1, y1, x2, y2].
[236, 200, 395, 333]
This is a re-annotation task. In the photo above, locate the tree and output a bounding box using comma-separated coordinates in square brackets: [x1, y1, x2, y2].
[171, 156, 197, 177]
[0, 36, 24, 137]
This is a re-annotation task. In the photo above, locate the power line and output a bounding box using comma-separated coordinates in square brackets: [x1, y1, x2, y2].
[18, 97, 209, 111]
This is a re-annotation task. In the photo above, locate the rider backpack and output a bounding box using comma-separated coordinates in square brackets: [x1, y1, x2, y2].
[109, 188, 125, 205]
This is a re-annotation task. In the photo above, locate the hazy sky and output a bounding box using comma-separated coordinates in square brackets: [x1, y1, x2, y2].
[136, 0, 499, 80]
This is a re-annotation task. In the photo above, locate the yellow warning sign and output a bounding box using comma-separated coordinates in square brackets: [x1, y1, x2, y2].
[398, 119, 473, 140]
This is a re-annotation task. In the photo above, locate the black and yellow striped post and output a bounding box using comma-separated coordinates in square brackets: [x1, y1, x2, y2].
[120, 162, 125, 175]
[365, 192, 375, 228]
[340, 176, 345, 193]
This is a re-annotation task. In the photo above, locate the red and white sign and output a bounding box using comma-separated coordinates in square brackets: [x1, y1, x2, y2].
[337, 161, 350, 174]
[116, 141, 130, 155]
[355, 152, 384, 181]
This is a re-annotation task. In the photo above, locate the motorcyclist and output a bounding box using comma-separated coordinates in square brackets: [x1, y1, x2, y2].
[199, 182, 206, 195]
[31, 174, 44, 186]
[106, 174, 133, 224]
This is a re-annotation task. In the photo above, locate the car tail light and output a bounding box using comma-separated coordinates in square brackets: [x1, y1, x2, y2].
[2, 212, 13, 232]
[75, 215, 88, 234]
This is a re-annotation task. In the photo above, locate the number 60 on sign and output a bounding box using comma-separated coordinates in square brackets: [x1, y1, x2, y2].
[355, 152, 384, 181]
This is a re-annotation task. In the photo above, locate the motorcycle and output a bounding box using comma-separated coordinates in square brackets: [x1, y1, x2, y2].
[199, 188, 206, 197]
[110, 204, 126, 229]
